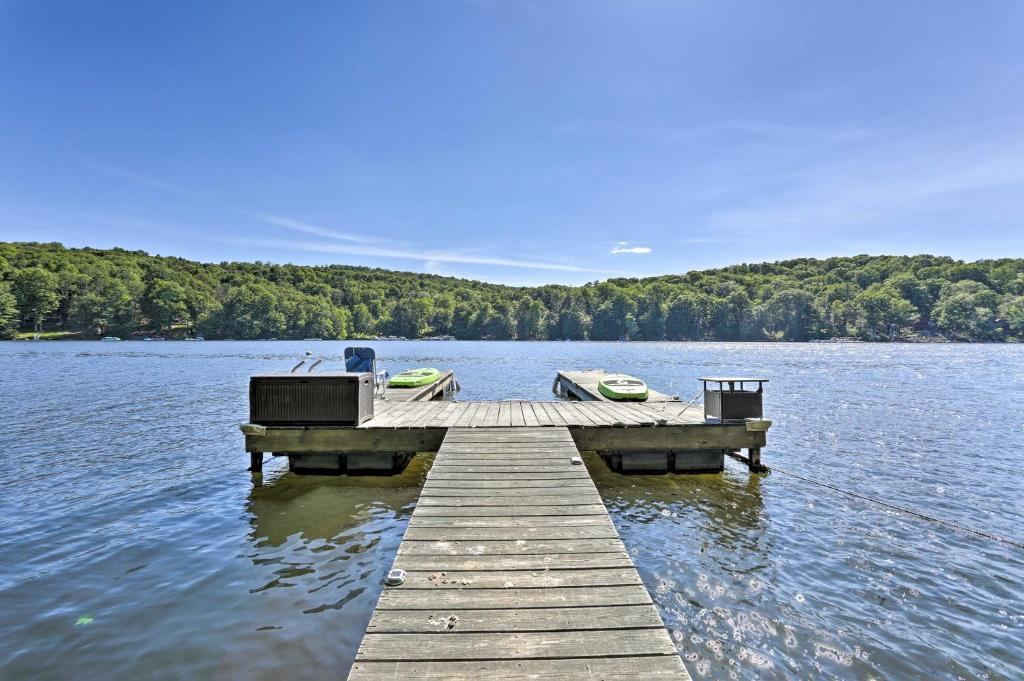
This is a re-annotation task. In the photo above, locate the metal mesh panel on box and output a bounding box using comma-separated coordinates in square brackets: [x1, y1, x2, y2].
[250, 373, 374, 425]
[703, 389, 762, 421]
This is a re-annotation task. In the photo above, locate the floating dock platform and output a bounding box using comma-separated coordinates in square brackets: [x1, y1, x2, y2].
[347, 426, 690, 680]
[243, 397, 767, 474]
[384, 370, 457, 403]
[554, 369, 679, 402]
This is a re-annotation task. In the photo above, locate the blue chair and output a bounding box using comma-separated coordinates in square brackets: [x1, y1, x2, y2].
[344, 346, 376, 373]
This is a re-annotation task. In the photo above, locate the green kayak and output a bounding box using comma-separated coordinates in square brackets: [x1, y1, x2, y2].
[389, 367, 442, 388]
[598, 374, 649, 401]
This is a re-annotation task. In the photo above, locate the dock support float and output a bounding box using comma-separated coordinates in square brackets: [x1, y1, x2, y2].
[348, 426, 690, 680]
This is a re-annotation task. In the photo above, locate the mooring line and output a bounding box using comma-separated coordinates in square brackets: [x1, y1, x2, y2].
[765, 464, 1024, 550]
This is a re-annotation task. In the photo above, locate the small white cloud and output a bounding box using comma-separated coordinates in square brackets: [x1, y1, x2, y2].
[611, 245, 652, 254]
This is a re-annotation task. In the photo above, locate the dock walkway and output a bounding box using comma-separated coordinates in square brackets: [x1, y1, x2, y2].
[348, 426, 689, 680]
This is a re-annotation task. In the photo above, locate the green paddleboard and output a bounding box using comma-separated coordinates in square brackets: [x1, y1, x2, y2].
[598, 374, 649, 401]
[389, 367, 442, 388]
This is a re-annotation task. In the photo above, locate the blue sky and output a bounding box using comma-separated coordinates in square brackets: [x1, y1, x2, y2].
[2, 1, 1023, 285]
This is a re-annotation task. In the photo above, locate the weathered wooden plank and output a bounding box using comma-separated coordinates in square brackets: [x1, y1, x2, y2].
[446, 421, 577, 432]
[415, 493, 606, 503]
[408, 515, 612, 528]
[364, 604, 666, 634]
[440, 402, 470, 428]
[443, 434, 575, 444]
[397, 539, 623, 555]
[412, 505, 609, 517]
[426, 472, 590, 482]
[375, 584, 654, 610]
[420, 482, 594, 494]
[429, 459, 583, 470]
[428, 460, 584, 469]
[482, 402, 500, 427]
[349, 655, 689, 680]
[509, 401, 526, 427]
[538, 401, 568, 427]
[568, 423, 765, 452]
[451, 401, 479, 427]
[391, 552, 636, 571]
[398, 567, 643, 589]
[375, 399, 430, 427]
[402, 524, 620, 541]
[245, 426, 445, 454]
[438, 444, 579, 453]
[355, 628, 678, 661]
[521, 402, 541, 427]
[565, 401, 600, 427]
[497, 401, 512, 427]
[428, 401, 460, 428]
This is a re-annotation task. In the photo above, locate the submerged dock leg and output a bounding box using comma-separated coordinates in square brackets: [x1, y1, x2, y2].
[248, 452, 263, 473]
[746, 447, 767, 473]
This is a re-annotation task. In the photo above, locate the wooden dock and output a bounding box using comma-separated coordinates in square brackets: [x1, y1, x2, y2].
[244, 398, 768, 473]
[554, 369, 679, 402]
[347, 426, 690, 680]
[384, 370, 457, 403]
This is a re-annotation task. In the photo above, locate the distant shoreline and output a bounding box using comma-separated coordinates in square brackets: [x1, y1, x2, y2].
[8, 335, 1011, 344]
[3, 243, 1022, 344]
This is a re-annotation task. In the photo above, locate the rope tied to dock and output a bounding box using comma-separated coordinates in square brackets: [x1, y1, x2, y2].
[764, 464, 1024, 550]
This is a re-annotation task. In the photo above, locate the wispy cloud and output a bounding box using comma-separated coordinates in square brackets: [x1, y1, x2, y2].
[248, 213, 378, 244]
[227, 237, 604, 273]
[611, 241, 652, 254]
[84, 163, 199, 198]
[85, 161, 602, 273]
[552, 118, 872, 148]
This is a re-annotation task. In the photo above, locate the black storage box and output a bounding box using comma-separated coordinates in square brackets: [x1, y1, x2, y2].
[249, 372, 374, 426]
[701, 377, 767, 421]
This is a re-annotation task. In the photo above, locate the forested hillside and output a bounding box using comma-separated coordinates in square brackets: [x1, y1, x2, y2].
[0, 242, 1022, 342]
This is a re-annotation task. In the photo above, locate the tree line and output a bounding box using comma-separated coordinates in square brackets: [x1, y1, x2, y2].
[1, 242, 1023, 342]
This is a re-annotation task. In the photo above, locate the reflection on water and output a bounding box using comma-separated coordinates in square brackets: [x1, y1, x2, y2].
[591, 457, 1024, 680]
[0, 341, 1022, 680]
[238, 462, 429, 677]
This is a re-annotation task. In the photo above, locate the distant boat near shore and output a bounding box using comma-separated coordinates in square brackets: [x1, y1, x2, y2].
[101, 336, 121, 342]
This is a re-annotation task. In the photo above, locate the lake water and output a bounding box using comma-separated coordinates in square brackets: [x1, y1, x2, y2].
[0, 340, 1022, 680]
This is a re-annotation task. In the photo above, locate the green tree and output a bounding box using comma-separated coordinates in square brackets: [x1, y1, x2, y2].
[853, 286, 919, 338]
[142, 280, 189, 334]
[351, 303, 376, 336]
[202, 283, 285, 338]
[12, 267, 59, 332]
[665, 294, 703, 340]
[0, 282, 18, 338]
[388, 296, 433, 337]
[934, 281, 999, 338]
[515, 298, 547, 339]
[71, 280, 135, 336]
[554, 307, 589, 340]
[763, 289, 818, 340]
[998, 296, 1024, 334]
[590, 292, 635, 340]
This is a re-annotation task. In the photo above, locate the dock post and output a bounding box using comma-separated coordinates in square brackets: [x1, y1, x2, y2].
[248, 452, 264, 473]
[746, 447, 766, 473]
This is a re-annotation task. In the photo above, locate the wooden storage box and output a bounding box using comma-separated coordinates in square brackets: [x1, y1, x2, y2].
[249, 372, 374, 426]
